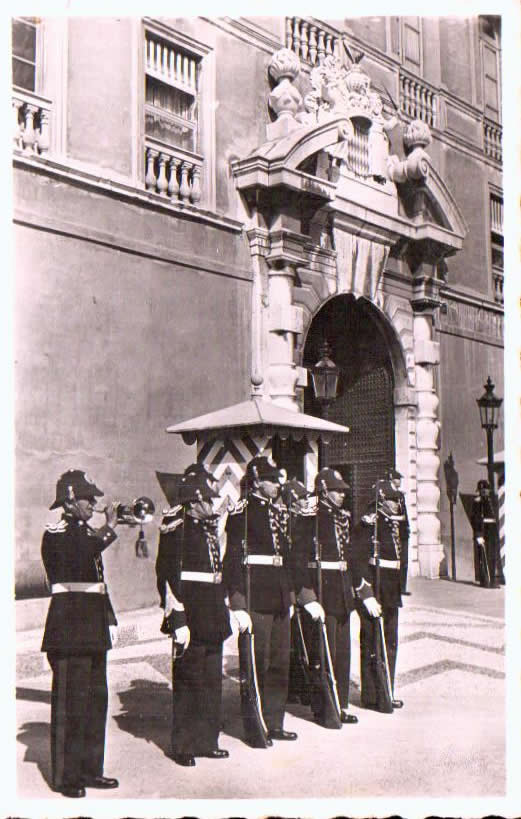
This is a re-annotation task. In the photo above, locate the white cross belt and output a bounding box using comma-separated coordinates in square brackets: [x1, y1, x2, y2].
[51, 582, 107, 594]
[369, 557, 400, 570]
[180, 570, 222, 584]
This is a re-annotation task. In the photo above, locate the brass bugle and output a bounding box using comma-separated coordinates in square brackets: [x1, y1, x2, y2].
[94, 497, 155, 525]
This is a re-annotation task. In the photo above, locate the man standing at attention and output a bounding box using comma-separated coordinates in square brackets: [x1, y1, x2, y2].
[41, 469, 120, 798]
[224, 455, 297, 745]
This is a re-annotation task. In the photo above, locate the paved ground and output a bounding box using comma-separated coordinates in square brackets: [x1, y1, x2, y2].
[14, 577, 513, 812]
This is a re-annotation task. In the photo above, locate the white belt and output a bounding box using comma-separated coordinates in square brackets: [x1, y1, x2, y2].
[181, 570, 223, 584]
[369, 557, 400, 570]
[245, 555, 284, 567]
[51, 582, 107, 594]
[387, 515, 405, 521]
[308, 560, 348, 571]
[483, 518, 495, 523]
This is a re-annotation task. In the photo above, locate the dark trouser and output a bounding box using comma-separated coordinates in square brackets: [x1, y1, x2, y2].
[309, 613, 351, 711]
[360, 606, 399, 706]
[249, 611, 290, 731]
[288, 611, 313, 705]
[171, 639, 223, 755]
[47, 651, 108, 789]
[476, 525, 503, 587]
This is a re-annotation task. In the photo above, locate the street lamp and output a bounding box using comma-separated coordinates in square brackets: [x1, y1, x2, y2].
[311, 340, 340, 420]
[476, 376, 503, 495]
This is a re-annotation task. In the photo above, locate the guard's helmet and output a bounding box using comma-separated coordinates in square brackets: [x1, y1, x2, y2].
[280, 478, 310, 506]
[246, 455, 281, 483]
[178, 472, 220, 505]
[50, 469, 104, 510]
[477, 479, 490, 492]
[315, 467, 350, 494]
[387, 468, 403, 481]
[183, 462, 218, 484]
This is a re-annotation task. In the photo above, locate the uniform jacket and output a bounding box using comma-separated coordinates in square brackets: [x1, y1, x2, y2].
[156, 506, 232, 644]
[291, 498, 373, 619]
[353, 496, 409, 608]
[471, 494, 498, 539]
[223, 493, 294, 616]
[41, 518, 117, 654]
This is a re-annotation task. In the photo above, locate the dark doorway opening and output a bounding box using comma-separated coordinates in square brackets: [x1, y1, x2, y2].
[303, 295, 396, 523]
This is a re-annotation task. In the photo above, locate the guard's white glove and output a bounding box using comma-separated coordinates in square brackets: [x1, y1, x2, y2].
[109, 625, 118, 646]
[174, 625, 190, 649]
[477, 536, 485, 545]
[289, 604, 295, 619]
[363, 596, 382, 618]
[304, 601, 325, 621]
[234, 610, 253, 633]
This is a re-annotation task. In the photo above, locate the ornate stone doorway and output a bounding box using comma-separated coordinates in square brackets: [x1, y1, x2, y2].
[302, 294, 395, 523]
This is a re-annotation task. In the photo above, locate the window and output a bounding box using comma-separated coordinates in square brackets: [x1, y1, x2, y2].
[12, 17, 39, 92]
[479, 15, 501, 122]
[490, 192, 503, 304]
[144, 30, 200, 153]
[401, 17, 421, 73]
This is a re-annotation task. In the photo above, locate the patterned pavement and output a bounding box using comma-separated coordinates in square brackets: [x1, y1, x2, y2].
[15, 578, 508, 805]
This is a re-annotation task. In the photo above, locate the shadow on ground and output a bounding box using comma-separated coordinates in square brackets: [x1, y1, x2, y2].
[17, 721, 53, 789]
[114, 679, 172, 757]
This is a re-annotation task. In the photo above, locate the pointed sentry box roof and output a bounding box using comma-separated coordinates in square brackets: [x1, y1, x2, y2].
[166, 397, 349, 445]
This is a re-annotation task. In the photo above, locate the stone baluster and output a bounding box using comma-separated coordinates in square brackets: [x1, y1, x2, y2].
[13, 98, 23, 150]
[317, 29, 326, 64]
[179, 161, 191, 201]
[37, 108, 50, 155]
[168, 157, 180, 199]
[190, 165, 201, 204]
[145, 148, 158, 191]
[21, 104, 38, 155]
[325, 33, 334, 57]
[285, 17, 293, 50]
[292, 17, 301, 59]
[308, 26, 318, 65]
[156, 152, 168, 195]
[300, 21, 309, 62]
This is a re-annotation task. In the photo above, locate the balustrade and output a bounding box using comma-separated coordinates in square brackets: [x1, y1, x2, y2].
[285, 17, 339, 66]
[144, 140, 203, 204]
[399, 73, 437, 127]
[483, 119, 502, 162]
[493, 269, 504, 305]
[13, 90, 52, 157]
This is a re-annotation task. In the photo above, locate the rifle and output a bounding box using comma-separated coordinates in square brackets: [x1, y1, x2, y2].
[312, 512, 342, 729]
[371, 480, 394, 713]
[290, 606, 314, 706]
[238, 482, 271, 748]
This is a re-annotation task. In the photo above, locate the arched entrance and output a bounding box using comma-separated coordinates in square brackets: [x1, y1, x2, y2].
[303, 294, 396, 523]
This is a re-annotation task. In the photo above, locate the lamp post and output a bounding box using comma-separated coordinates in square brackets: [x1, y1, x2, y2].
[476, 376, 503, 496]
[311, 341, 340, 421]
[311, 341, 340, 468]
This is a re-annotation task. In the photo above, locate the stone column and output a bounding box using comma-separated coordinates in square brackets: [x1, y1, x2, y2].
[266, 261, 303, 411]
[413, 310, 444, 577]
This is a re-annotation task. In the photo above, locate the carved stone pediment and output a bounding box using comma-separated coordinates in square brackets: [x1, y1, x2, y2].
[305, 55, 383, 123]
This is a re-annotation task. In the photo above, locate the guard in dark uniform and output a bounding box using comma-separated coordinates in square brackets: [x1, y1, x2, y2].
[292, 468, 381, 725]
[471, 479, 503, 588]
[355, 479, 408, 711]
[387, 468, 410, 594]
[41, 469, 120, 798]
[156, 469, 232, 767]
[224, 455, 297, 743]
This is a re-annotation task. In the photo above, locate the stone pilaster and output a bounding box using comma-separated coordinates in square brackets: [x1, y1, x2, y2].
[266, 260, 304, 411]
[413, 309, 444, 577]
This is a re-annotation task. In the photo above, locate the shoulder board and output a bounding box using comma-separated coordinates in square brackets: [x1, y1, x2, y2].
[229, 498, 248, 516]
[45, 520, 68, 534]
[162, 504, 183, 518]
[160, 516, 184, 534]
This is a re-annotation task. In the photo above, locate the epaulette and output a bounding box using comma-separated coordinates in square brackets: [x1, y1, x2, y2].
[162, 504, 183, 518]
[45, 520, 68, 534]
[160, 515, 184, 534]
[228, 497, 248, 516]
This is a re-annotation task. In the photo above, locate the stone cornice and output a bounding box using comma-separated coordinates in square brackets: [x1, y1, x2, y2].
[201, 16, 281, 55]
[14, 206, 253, 284]
[13, 154, 244, 234]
